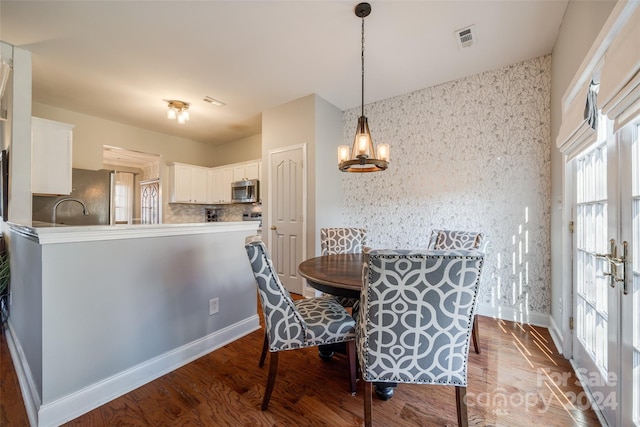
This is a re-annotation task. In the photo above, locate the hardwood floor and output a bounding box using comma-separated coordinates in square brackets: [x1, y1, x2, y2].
[1, 312, 601, 426]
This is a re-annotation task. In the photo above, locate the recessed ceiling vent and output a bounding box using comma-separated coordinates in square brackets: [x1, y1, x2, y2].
[455, 25, 476, 48]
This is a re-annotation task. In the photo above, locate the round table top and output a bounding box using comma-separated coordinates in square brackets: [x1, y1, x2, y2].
[298, 253, 364, 298]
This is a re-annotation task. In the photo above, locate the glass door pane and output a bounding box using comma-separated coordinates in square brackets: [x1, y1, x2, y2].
[140, 179, 159, 225]
[573, 133, 618, 426]
[575, 143, 610, 373]
[626, 122, 640, 426]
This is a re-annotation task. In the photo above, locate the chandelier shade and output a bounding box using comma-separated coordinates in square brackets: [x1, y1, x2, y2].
[338, 2, 389, 173]
[166, 100, 190, 124]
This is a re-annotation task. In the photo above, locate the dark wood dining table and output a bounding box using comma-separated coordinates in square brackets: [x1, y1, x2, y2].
[298, 252, 397, 400]
[298, 253, 363, 300]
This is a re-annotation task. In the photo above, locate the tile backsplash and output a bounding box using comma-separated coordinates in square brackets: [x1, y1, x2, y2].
[164, 203, 258, 223]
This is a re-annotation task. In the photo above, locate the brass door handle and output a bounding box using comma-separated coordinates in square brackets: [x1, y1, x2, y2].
[595, 239, 628, 294]
[270, 225, 277, 230]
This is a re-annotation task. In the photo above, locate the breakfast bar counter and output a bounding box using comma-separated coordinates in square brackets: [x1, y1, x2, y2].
[6, 221, 261, 426]
[9, 220, 255, 244]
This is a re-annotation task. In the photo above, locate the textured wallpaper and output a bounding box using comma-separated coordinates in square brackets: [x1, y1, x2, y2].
[342, 55, 551, 316]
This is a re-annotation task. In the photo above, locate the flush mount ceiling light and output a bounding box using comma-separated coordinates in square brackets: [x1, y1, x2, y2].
[166, 100, 190, 124]
[338, 2, 389, 173]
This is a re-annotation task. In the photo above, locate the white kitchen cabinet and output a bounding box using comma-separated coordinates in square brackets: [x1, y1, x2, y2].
[210, 166, 234, 203]
[191, 167, 208, 203]
[245, 162, 260, 180]
[172, 159, 260, 205]
[232, 165, 246, 182]
[232, 160, 261, 182]
[168, 163, 209, 204]
[206, 169, 215, 204]
[31, 117, 75, 195]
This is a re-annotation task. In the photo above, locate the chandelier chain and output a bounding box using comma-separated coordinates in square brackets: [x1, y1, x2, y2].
[361, 13, 365, 118]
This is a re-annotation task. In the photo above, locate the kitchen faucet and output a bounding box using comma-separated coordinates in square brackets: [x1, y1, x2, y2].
[51, 198, 90, 223]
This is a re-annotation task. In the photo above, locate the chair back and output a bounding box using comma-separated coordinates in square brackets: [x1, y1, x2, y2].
[320, 228, 367, 255]
[357, 249, 484, 386]
[245, 240, 306, 351]
[427, 229, 486, 251]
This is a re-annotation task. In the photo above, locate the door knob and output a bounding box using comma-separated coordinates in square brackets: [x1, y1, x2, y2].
[270, 225, 277, 230]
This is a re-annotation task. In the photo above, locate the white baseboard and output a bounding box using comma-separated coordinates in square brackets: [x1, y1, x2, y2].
[569, 359, 609, 427]
[547, 315, 565, 355]
[4, 322, 41, 427]
[476, 303, 550, 328]
[7, 315, 260, 427]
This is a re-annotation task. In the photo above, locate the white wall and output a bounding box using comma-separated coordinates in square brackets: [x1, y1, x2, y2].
[213, 133, 261, 166]
[342, 56, 552, 325]
[261, 94, 315, 250]
[312, 95, 344, 255]
[33, 103, 217, 171]
[549, 0, 615, 346]
[261, 94, 344, 258]
[8, 231, 44, 401]
[5, 44, 32, 224]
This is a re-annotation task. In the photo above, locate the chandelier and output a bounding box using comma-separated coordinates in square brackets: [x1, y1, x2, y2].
[166, 100, 190, 124]
[338, 2, 389, 173]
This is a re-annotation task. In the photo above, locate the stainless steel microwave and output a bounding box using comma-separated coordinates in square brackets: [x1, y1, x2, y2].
[231, 179, 259, 203]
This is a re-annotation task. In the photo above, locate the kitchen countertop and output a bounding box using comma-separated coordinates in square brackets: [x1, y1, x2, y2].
[9, 221, 260, 245]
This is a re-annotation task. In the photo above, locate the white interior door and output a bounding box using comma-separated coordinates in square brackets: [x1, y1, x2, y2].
[268, 145, 306, 295]
[572, 116, 639, 426]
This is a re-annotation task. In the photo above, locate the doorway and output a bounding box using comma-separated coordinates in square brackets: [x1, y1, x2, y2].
[571, 115, 638, 426]
[267, 144, 307, 295]
[103, 146, 161, 224]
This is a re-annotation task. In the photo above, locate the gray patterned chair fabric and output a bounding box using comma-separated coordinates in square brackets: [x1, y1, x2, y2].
[245, 239, 357, 410]
[357, 249, 484, 427]
[320, 227, 367, 255]
[320, 227, 366, 308]
[427, 229, 486, 251]
[427, 229, 486, 354]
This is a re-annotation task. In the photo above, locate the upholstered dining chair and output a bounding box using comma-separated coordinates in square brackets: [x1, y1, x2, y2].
[320, 227, 367, 255]
[427, 229, 486, 354]
[320, 227, 367, 306]
[427, 229, 487, 251]
[357, 249, 485, 427]
[245, 238, 357, 410]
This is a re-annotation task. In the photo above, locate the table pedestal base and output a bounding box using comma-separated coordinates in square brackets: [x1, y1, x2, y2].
[374, 383, 396, 400]
[317, 344, 397, 399]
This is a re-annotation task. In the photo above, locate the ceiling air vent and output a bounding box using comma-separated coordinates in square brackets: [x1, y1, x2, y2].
[455, 25, 476, 48]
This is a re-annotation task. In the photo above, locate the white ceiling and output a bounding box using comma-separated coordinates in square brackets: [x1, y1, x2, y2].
[0, 1, 568, 146]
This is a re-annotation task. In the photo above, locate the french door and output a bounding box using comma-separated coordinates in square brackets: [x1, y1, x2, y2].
[573, 117, 639, 426]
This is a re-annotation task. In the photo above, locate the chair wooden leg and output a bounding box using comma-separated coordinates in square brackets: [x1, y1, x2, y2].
[455, 386, 468, 427]
[259, 331, 268, 367]
[364, 381, 373, 427]
[472, 315, 480, 354]
[261, 351, 278, 411]
[346, 339, 357, 394]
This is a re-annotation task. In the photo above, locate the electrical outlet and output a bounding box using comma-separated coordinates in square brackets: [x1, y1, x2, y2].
[209, 298, 219, 315]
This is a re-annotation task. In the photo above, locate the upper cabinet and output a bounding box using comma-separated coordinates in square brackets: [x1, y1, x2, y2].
[232, 161, 261, 182]
[168, 163, 209, 204]
[168, 159, 261, 205]
[210, 167, 234, 203]
[31, 117, 75, 195]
